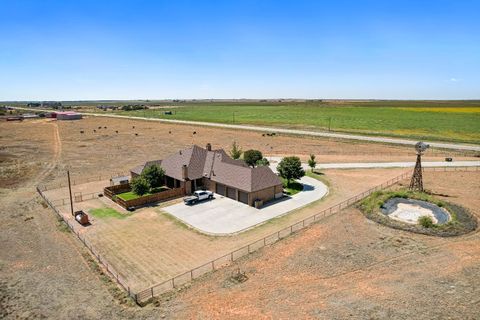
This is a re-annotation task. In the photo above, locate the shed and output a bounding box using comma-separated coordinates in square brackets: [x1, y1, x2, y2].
[110, 176, 130, 186]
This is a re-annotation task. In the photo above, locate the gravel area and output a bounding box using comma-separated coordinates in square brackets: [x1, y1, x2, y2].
[381, 198, 451, 224]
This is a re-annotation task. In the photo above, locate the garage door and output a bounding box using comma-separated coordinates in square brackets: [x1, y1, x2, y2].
[238, 191, 248, 204]
[216, 183, 226, 196]
[227, 187, 236, 200]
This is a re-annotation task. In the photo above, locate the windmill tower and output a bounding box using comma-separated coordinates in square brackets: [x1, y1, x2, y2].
[409, 142, 429, 192]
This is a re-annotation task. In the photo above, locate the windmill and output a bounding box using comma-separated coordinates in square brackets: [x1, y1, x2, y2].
[409, 142, 429, 192]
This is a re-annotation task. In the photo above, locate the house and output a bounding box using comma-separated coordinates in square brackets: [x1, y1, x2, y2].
[131, 144, 283, 206]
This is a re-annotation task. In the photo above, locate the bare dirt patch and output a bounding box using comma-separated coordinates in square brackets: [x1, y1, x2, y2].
[156, 171, 480, 319]
[1, 117, 478, 319]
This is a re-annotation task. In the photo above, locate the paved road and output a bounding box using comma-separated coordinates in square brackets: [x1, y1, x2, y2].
[11, 106, 480, 152]
[267, 157, 480, 170]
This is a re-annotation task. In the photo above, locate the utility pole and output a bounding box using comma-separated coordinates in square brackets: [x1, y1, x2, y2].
[67, 170, 74, 216]
[233, 112, 235, 124]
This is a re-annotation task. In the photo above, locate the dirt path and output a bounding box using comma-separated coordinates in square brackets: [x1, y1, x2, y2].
[31, 121, 62, 186]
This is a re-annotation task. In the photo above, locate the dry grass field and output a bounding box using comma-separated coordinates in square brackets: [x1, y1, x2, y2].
[158, 171, 480, 319]
[1, 116, 478, 319]
[49, 166, 408, 293]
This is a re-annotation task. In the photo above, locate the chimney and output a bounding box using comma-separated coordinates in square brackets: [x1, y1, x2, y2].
[182, 164, 188, 180]
[206, 143, 212, 151]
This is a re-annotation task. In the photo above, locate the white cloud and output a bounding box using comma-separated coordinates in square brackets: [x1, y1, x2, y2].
[450, 77, 461, 82]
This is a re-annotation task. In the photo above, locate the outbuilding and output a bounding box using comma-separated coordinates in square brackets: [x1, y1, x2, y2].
[55, 112, 82, 120]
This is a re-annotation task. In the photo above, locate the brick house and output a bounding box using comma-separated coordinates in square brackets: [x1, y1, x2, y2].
[130, 144, 283, 206]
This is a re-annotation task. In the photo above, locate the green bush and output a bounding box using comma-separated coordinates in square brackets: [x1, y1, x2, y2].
[418, 216, 435, 228]
[243, 149, 263, 167]
[277, 156, 305, 185]
[142, 164, 165, 189]
[131, 177, 149, 196]
[256, 157, 270, 166]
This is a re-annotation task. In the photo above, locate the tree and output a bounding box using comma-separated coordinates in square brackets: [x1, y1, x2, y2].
[230, 141, 243, 160]
[256, 157, 270, 166]
[277, 156, 305, 186]
[307, 154, 317, 172]
[243, 149, 263, 167]
[142, 164, 165, 189]
[131, 176, 149, 196]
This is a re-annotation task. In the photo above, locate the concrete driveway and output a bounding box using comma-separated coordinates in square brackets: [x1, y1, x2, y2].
[162, 176, 328, 235]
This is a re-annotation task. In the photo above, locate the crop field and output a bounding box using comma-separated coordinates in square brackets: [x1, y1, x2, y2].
[109, 100, 480, 144]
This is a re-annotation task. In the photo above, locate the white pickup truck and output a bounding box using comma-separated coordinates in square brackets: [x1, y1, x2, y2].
[183, 190, 214, 205]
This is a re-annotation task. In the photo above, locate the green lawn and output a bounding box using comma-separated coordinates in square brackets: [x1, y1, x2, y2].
[111, 100, 480, 144]
[116, 191, 141, 201]
[116, 187, 169, 201]
[281, 177, 304, 196]
[89, 207, 127, 219]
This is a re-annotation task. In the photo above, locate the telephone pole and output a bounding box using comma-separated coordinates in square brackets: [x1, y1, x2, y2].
[67, 170, 74, 216]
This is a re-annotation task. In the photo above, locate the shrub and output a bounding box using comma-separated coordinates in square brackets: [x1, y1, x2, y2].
[307, 154, 317, 172]
[142, 165, 165, 189]
[256, 157, 270, 166]
[418, 216, 435, 228]
[131, 177, 149, 196]
[230, 141, 243, 160]
[277, 156, 305, 185]
[243, 149, 263, 167]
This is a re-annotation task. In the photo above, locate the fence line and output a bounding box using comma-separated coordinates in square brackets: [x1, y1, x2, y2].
[133, 170, 412, 302]
[38, 166, 479, 305]
[38, 171, 130, 192]
[36, 186, 134, 300]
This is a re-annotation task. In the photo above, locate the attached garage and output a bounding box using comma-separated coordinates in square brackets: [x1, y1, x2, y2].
[216, 183, 226, 196]
[238, 191, 249, 204]
[227, 187, 236, 200]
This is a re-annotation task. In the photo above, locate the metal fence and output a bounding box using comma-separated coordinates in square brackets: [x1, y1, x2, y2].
[36, 186, 135, 300]
[38, 166, 480, 305]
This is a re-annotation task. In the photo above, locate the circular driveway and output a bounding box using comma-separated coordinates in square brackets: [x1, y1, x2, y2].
[162, 176, 328, 235]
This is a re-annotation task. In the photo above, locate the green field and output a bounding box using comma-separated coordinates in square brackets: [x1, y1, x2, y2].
[110, 100, 480, 144]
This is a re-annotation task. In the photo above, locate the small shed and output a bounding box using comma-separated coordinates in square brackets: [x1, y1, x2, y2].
[110, 175, 130, 186]
[56, 112, 82, 120]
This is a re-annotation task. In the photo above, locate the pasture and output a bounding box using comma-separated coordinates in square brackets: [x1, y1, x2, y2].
[112, 101, 480, 144]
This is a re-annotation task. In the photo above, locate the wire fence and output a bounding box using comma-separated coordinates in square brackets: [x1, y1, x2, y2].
[133, 170, 412, 302]
[38, 171, 130, 192]
[37, 166, 480, 305]
[36, 186, 135, 300]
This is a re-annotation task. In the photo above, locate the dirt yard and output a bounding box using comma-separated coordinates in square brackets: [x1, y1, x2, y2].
[1, 117, 478, 319]
[4, 116, 473, 187]
[157, 171, 480, 319]
[47, 166, 408, 294]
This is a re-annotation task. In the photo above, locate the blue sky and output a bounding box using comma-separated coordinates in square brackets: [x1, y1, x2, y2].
[0, 0, 479, 100]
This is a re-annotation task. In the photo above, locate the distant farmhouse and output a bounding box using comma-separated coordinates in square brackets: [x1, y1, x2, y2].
[97, 105, 118, 111]
[131, 144, 283, 206]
